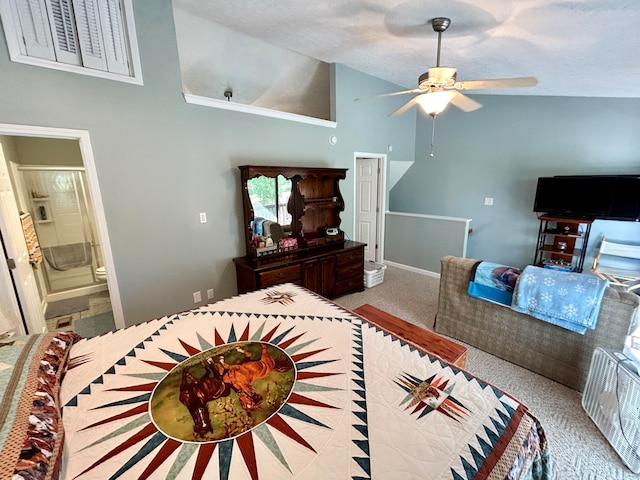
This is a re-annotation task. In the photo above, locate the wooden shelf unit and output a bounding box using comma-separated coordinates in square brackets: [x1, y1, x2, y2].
[534, 215, 593, 272]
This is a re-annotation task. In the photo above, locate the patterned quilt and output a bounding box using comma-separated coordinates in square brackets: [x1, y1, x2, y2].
[0, 332, 79, 480]
[58, 285, 550, 479]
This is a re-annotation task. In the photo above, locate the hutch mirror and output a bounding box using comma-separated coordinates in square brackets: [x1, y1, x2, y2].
[239, 165, 347, 258]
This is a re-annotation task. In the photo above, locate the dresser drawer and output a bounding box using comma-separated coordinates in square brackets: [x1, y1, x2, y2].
[335, 275, 364, 296]
[335, 249, 364, 277]
[259, 265, 301, 287]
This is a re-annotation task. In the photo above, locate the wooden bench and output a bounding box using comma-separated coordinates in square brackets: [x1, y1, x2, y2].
[352, 303, 467, 368]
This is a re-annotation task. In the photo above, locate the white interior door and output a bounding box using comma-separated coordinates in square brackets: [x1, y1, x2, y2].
[0, 144, 46, 334]
[0, 172, 24, 335]
[355, 156, 383, 263]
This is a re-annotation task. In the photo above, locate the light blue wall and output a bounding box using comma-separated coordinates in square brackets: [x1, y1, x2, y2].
[4, 0, 636, 326]
[0, 0, 416, 325]
[390, 94, 640, 268]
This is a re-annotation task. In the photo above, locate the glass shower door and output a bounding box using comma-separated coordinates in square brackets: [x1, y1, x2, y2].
[23, 169, 100, 294]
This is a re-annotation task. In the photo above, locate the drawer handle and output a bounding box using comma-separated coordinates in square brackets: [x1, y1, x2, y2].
[349, 254, 355, 260]
[277, 272, 285, 278]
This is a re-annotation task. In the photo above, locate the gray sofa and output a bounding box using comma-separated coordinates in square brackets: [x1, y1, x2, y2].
[434, 255, 640, 391]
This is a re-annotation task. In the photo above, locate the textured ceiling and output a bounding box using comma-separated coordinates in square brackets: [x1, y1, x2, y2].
[174, 0, 640, 98]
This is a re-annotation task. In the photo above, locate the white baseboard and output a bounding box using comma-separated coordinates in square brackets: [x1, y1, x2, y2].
[382, 260, 441, 279]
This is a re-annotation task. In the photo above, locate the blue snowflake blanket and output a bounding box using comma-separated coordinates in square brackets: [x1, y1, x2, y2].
[512, 265, 609, 334]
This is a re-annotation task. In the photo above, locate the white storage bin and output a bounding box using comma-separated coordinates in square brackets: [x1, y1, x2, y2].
[364, 261, 387, 288]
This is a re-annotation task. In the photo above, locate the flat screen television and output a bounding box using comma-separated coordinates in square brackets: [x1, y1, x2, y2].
[533, 175, 640, 221]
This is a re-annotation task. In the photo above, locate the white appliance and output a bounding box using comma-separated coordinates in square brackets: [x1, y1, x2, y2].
[582, 348, 640, 472]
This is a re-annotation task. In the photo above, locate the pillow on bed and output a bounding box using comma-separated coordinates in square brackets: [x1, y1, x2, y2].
[0, 332, 80, 480]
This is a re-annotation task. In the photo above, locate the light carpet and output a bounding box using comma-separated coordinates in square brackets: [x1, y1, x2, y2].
[334, 263, 637, 480]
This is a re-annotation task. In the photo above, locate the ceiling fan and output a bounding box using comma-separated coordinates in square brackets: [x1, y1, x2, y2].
[369, 17, 538, 156]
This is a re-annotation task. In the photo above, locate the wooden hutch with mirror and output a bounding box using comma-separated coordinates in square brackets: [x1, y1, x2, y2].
[233, 165, 365, 298]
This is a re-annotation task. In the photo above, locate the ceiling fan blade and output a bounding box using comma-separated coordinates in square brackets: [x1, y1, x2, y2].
[449, 92, 482, 112]
[455, 77, 538, 90]
[389, 95, 422, 117]
[356, 88, 427, 102]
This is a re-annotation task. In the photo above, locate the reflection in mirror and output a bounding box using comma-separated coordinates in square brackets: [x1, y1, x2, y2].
[247, 175, 294, 249]
[247, 175, 292, 225]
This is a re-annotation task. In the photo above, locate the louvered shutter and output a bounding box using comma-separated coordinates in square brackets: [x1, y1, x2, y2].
[96, 0, 129, 75]
[11, 0, 56, 60]
[44, 0, 82, 65]
[71, 0, 129, 74]
[72, 0, 107, 71]
[3, 0, 135, 78]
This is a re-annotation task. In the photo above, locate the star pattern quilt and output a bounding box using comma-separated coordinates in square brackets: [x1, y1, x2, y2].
[57, 284, 549, 480]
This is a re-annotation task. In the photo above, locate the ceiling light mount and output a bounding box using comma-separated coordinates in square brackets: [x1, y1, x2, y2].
[431, 17, 451, 68]
[431, 17, 451, 33]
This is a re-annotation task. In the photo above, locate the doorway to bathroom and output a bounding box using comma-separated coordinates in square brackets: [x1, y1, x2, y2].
[0, 124, 124, 335]
[8, 140, 114, 334]
[14, 165, 114, 333]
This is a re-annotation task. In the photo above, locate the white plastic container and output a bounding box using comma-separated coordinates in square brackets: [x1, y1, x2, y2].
[364, 261, 387, 288]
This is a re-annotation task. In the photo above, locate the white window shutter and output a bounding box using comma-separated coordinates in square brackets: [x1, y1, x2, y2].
[44, 0, 82, 65]
[2, 0, 138, 80]
[71, 0, 107, 71]
[96, 0, 129, 75]
[11, 0, 56, 60]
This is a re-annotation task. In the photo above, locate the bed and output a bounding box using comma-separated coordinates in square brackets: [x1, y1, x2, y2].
[1, 284, 550, 479]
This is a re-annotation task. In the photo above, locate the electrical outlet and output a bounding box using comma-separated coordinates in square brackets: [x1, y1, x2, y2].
[484, 197, 494, 206]
[199, 212, 207, 223]
[193, 291, 201, 303]
[207, 288, 214, 300]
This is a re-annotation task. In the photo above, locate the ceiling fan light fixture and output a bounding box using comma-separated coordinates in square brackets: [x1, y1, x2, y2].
[419, 67, 457, 89]
[417, 91, 452, 116]
[364, 14, 537, 155]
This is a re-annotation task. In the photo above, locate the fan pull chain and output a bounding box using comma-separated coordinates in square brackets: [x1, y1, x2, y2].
[429, 114, 437, 157]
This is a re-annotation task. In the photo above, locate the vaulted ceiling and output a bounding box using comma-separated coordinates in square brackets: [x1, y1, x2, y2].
[174, 0, 640, 99]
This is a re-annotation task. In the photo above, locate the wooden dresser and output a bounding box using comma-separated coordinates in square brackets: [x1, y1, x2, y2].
[234, 165, 366, 298]
[233, 165, 366, 298]
[234, 240, 365, 299]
